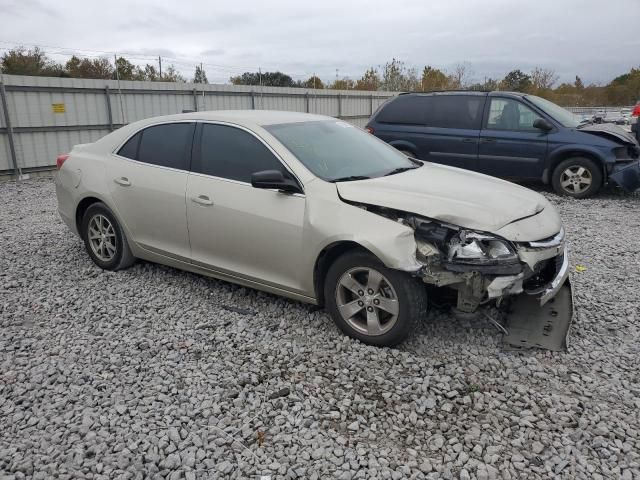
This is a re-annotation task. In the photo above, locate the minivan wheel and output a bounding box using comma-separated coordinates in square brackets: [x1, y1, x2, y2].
[81, 202, 135, 271]
[551, 157, 602, 198]
[324, 251, 427, 347]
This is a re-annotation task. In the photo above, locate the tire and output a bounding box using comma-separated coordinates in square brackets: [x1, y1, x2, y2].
[551, 157, 603, 198]
[81, 202, 135, 271]
[324, 250, 427, 347]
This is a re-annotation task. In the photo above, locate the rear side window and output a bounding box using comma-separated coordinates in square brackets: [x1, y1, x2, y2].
[117, 132, 141, 159]
[427, 96, 484, 130]
[134, 123, 195, 170]
[376, 96, 432, 124]
[193, 124, 285, 183]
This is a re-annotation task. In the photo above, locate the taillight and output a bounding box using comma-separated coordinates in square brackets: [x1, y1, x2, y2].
[632, 105, 640, 117]
[56, 154, 70, 169]
[365, 126, 374, 134]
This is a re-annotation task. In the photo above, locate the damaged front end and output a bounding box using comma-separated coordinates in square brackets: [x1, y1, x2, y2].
[356, 204, 574, 350]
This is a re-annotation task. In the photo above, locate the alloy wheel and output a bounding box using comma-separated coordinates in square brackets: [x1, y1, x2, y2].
[87, 214, 117, 262]
[560, 166, 592, 194]
[335, 267, 399, 336]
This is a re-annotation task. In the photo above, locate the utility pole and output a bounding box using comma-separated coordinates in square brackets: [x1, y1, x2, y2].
[158, 56, 162, 78]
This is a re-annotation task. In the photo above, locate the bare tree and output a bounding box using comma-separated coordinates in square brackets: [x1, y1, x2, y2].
[449, 62, 473, 89]
[530, 67, 558, 91]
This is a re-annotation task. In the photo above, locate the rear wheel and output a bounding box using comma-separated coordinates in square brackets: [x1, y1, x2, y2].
[324, 251, 427, 346]
[551, 157, 602, 198]
[81, 202, 135, 270]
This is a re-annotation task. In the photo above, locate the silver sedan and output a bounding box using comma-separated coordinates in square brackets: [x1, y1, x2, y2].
[56, 111, 573, 348]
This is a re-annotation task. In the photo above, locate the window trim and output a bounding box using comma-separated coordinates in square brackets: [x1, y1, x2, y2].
[111, 120, 197, 173]
[192, 120, 305, 195]
[482, 97, 544, 133]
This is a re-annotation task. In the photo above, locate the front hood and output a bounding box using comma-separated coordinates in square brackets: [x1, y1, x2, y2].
[578, 123, 639, 146]
[337, 163, 552, 233]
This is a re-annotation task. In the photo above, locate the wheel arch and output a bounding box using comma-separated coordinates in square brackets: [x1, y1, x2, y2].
[388, 140, 418, 157]
[545, 147, 608, 184]
[313, 241, 374, 307]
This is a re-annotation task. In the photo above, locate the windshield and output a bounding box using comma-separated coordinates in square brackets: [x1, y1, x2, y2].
[264, 120, 418, 182]
[525, 95, 581, 128]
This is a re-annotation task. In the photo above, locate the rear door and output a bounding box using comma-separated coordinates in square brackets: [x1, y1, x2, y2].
[478, 97, 548, 179]
[186, 122, 307, 294]
[107, 122, 194, 260]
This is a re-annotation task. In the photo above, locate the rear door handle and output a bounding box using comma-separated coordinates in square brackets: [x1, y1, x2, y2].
[191, 195, 214, 206]
[481, 138, 497, 143]
[461, 138, 477, 143]
[114, 177, 131, 186]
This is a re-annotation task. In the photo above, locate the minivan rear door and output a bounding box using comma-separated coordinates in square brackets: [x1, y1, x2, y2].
[478, 97, 548, 179]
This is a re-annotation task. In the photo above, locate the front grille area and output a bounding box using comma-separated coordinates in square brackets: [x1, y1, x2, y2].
[524, 253, 564, 292]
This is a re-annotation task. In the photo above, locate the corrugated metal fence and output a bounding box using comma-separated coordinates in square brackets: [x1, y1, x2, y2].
[0, 74, 396, 175]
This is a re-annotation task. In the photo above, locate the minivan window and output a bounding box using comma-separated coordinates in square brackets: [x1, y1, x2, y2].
[265, 120, 417, 182]
[376, 96, 432, 124]
[427, 95, 484, 129]
[136, 123, 194, 170]
[485, 98, 542, 131]
[194, 124, 286, 183]
[525, 95, 581, 128]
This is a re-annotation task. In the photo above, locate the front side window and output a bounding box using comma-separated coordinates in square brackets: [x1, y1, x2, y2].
[193, 124, 286, 183]
[485, 98, 542, 131]
[265, 120, 418, 182]
[122, 123, 195, 170]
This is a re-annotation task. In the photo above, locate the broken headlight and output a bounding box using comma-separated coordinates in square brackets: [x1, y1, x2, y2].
[448, 231, 518, 265]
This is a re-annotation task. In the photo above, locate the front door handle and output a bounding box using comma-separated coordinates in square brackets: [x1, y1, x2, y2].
[191, 194, 214, 206]
[114, 177, 131, 186]
[481, 138, 497, 143]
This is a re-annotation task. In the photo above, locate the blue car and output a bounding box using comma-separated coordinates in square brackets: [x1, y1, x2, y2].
[365, 91, 640, 198]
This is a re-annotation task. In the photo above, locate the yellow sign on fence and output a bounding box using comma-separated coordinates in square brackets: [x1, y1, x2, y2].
[52, 103, 66, 114]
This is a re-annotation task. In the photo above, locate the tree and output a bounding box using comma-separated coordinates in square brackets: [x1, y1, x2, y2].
[302, 75, 324, 89]
[500, 69, 532, 92]
[530, 67, 558, 91]
[161, 65, 185, 83]
[193, 65, 208, 84]
[115, 57, 136, 80]
[1, 47, 64, 77]
[421, 66, 449, 91]
[353, 68, 380, 91]
[230, 71, 295, 87]
[329, 78, 355, 90]
[65, 56, 113, 79]
[379, 58, 419, 91]
[574, 75, 584, 90]
[449, 63, 472, 89]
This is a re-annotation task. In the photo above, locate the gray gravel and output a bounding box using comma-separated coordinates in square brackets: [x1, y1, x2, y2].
[1, 177, 639, 480]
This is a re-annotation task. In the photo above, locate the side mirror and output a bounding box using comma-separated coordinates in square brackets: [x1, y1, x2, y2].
[251, 170, 303, 194]
[533, 118, 553, 131]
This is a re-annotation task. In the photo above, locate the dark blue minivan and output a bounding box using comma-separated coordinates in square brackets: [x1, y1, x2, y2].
[365, 91, 640, 198]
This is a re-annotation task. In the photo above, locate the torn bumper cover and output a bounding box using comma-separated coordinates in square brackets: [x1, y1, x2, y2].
[502, 246, 574, 351]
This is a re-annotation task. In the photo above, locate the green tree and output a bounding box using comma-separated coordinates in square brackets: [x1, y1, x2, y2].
[421, 66, 449, 91]
[115, 57, 136, 80]
[193, 65, 208, 84]
[230, 71, 295, 87]
[380, 58, 419, 91]
[1, 47, 64, 76]
[301, 75, 324, 89]
[500, 69, 532, 92]
[329, 78, 355, 90]
[355, 68, 380, 91]
[65, 56, 113, 79]
[160, 65, 185, 83]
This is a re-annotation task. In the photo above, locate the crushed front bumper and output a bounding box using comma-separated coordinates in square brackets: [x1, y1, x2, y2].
[610, 160, 640, 192]
[503, 247, 574, 351]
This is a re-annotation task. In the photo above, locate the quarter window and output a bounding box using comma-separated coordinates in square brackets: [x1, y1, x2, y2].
[194, 124, 287, 183]
[376, 96, 432, 124]
[485, 98, 542, 131]
[134, 123, 195, 170]
[117, 132, 141, 160]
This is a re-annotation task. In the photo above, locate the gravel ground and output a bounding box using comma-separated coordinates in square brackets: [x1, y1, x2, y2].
[1, 177, 639, 480]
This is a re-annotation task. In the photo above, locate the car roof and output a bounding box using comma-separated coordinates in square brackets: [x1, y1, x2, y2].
[398, 90, 528, 98]
[127, 110, 332, 128]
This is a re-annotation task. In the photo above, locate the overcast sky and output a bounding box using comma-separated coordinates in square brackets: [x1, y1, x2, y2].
[2, 0, 639, 85]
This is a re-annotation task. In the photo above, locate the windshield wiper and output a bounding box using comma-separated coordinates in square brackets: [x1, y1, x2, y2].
[384, 165, 419, 176]
[329, 175, 372, 183]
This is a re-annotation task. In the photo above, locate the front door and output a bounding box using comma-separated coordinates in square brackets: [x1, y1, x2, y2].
[186, 123, 307, 294]
[478, 97, 548, 179]
[107, 122, 195, 260]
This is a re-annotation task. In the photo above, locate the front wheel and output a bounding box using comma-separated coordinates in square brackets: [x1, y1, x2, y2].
[324, 251, 427, 347]
[551, 157, 602, 198]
